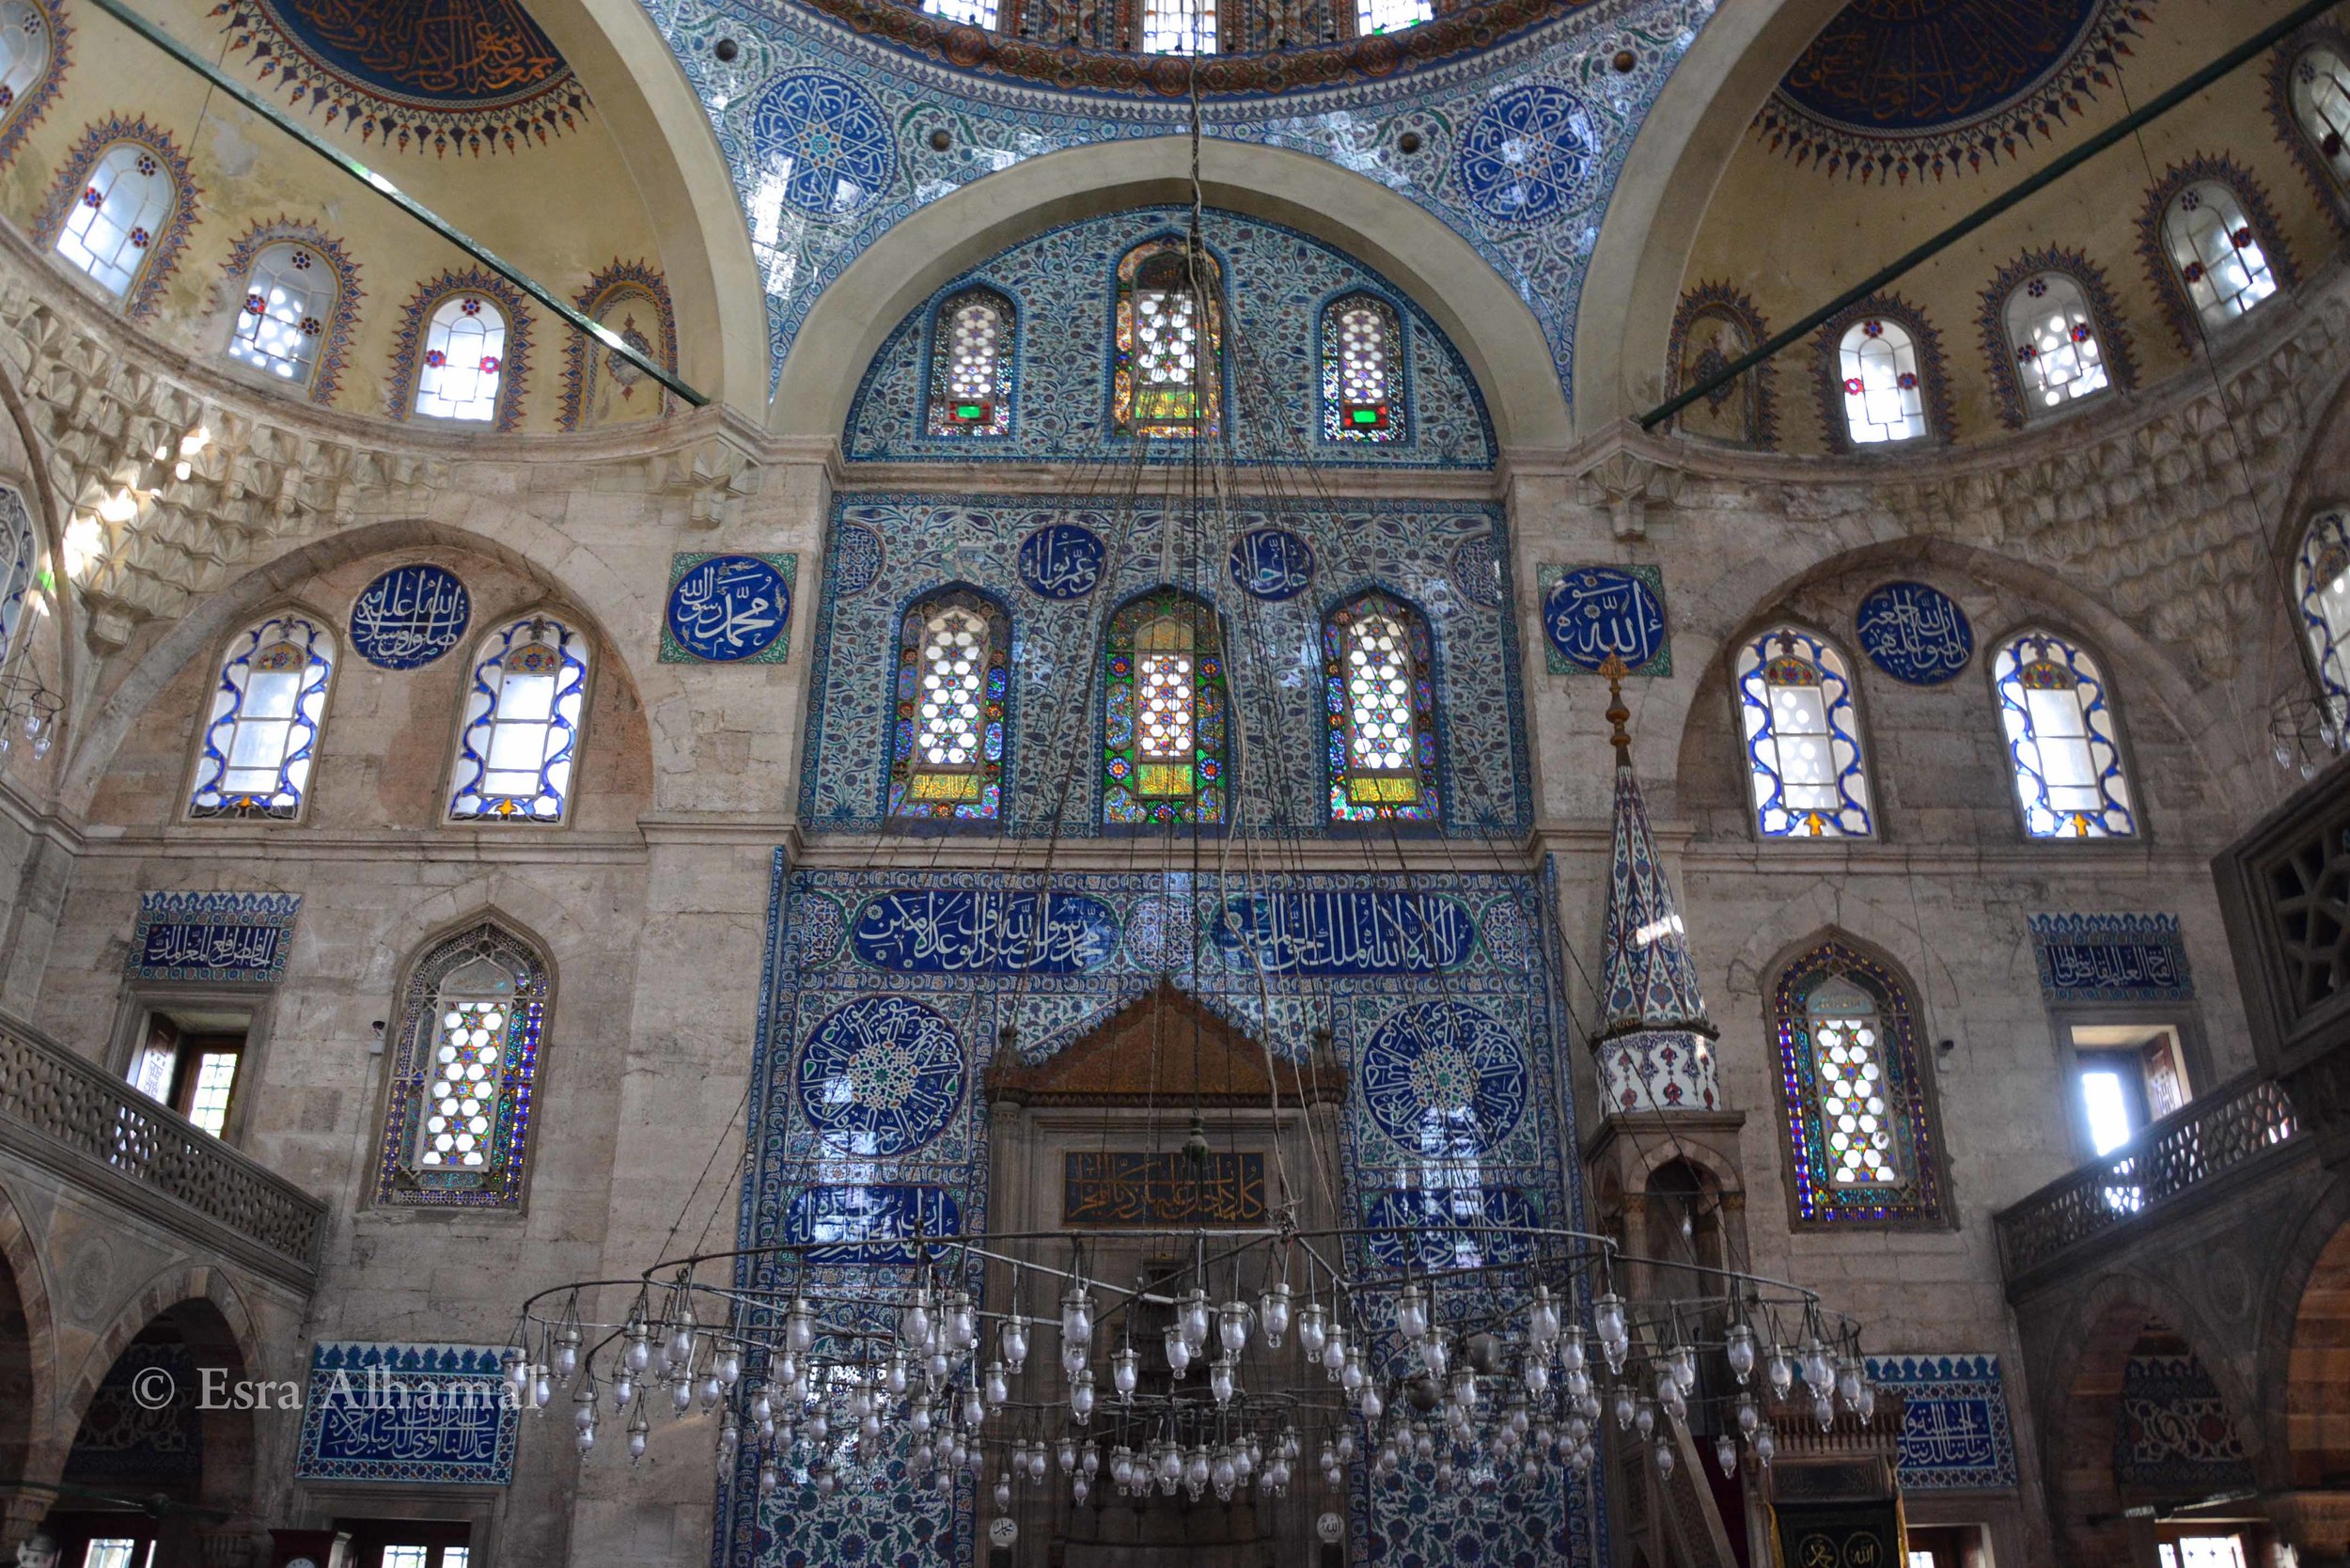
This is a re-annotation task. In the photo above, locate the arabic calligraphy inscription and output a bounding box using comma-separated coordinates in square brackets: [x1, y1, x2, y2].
[350, 564, 471, 670]
[1856, 581, 1973, 685]
[661, 552, 794, 664]
[1016, 523, 1107, 600]
[1542, 565, 1669, 675]
[1228, 527, 1315, 601]
[1063, 1152, 1266, 1225]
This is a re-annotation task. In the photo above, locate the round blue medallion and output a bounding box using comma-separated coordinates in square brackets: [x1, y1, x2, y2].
[1855, 580, 1974, 685]
[1543, 566, 1667, 673]
[666, 554, 791, 662]
[1359, 999, 1527, 1156]
[1016, 523, 1107, 600]
[1228, 528, 1315, 601]
[1456, 84, 1599, 227]
[832, 522, 885, 596]
[797, 996, 964, 1158]
[350, 564, 470, 670]
[751, 72, 896, 217]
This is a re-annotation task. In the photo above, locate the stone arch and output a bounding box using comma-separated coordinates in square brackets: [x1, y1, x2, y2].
[2268, 1174, 2350, 1491]
[59, 517, 657, 818]
[0, 1178, 57, 1543]
[64, 1264, 268, 1422]
[771, 136, 1569, 449]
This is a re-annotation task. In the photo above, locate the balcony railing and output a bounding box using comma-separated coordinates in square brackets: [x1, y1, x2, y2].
[1995, 1070, 2300, 1281]
[0, 1012, 325, 1276]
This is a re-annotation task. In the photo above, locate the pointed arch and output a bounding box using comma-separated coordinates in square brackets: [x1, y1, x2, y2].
[1323, 584, 1438, 823]
[1103, 586, 1227, 827]
[924, 283, 1016, 437]
[388, 269, 532, 431]
[2137, 156, 2295, 348]
[183, 604, 337, 823]
[444, 607, 593, 825]
[1811, 294, 1951, 451]
[1112, 234, 1224, 439]
[34, 117, 198, 319]
[219, 219, 364, 403]
[559, 260, 678, 430]
[1766, 931, 1949, 1228]
[886, 582, 1011, 823]
[1732, 622, 1873, 839]
[373, 917, 555, 1210]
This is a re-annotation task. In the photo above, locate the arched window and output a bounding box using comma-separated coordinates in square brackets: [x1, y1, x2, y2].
[0, 485, 34, 675]
[1322, 293, 1403, 442]
[186, 610, 335, 822]
[415, 292, 509, 421]
[560, 264, 677, 431]
[1668, 285, 1775, 447]
[2003, 272, 2109, 413]
[1734, 627, 1873, 839]
[926, 287, 1014, 437]
[54, 139, 177, 301]
[1993, 629, 2138, 839]
[226, 242, 337, 389]
[1141, 0, 1213, 54]
[923, 0, 998, 28]
[1104, 588, 1226, 826]
[1356, 0, 1430, 32]
[1772, 939, 1946, 1226]
[1114, 239, 1221, 438]
[2161, 180, 2278, 327]
[2295, 510, 2350, 726]
[1326, 590, 1438, 823]
[2289, 45, 2350, 188]
[1836, 317, 1926, 445]
[446, 613, 590, 824]
[888, 586, 1010, 821]
[375, 920, 550, 1209]
[0, 0, 57, 146]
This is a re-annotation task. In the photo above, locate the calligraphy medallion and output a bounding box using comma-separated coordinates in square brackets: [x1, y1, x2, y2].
[1455, 83, 1600, 226]
[350, 564, 470, 670]
[1855, 581, 1973, 684]
[796, 996, 964, 1157]
[661, 552, 795, 664]
[1015, 523, 1107, 600]
[1449, 533, 1506, 609]
[750, 72, 897, 218]
[1359, 998, 1527, 1154]
[1228, 527, 1315, 601]
[1541, 565, 1669, 676]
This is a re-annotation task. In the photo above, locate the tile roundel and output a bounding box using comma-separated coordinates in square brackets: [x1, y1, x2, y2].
[1228, 527, 1316, 601]
[1455, 82, 1601, 226]
[1855, 580, 1974, 685]
[350, 564, 471, 669]
[750, 71, 896, 217]
[1358, 997, 1528, 1154]
[1016, 521, 1107, 599]
[795, 994, 964, 1156]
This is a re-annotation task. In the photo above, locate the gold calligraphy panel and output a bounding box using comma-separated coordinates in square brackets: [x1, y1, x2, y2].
[1062, 1152, 1267, 1226]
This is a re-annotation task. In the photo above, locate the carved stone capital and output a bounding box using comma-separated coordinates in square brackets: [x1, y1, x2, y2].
[1575, 448, 1684, 541]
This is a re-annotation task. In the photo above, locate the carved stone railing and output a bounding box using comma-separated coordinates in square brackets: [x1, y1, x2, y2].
[1995, 1071, 2300, 1283]
[0, 1013, 325, 1279]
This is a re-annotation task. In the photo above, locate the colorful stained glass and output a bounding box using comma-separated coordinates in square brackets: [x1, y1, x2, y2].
[925, 287, 1013, 437]
[1113, 240, 1221, 438]
[1104, 588, 1225, 826]
[377, 923, 548, 1208]
[2161, 182, 2277, 327]
[1838, 317, 1925, 444]
[1773, 942, 1944, 1226]
[888, 588, 1008, 821]
[1325, 591, 1438, 823]
[446, 614, 590, 824]
[1323, 293, 1403, 441]
[1993, 629, 2138, 839]
[186, 611, 336, 822]
[55, 139, 173, 299]
[1734, 627, 1872, 839]
[2004, 272, 2108, 413]
[2296, 510, 2350, 727]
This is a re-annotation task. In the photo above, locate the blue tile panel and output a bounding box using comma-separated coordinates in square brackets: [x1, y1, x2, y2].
[126, 890, 302, 982]
[2027, 912, 2193, 1001]
[294, 1341, 519, 1485]
[1864, 1355, 2019, 1491]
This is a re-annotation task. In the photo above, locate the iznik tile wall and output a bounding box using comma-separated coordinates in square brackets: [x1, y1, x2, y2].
[843, 207, 1494, 467]
[800, 493, 1528, 836]
[634, 0, 1721, 394]
[720, 859, 1593, 1568]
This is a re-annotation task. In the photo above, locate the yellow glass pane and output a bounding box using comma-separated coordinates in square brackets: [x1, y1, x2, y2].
[910, 771, 983, 802]
[1136, 762, 1194, 797]
[1348, 775, 1419, 804]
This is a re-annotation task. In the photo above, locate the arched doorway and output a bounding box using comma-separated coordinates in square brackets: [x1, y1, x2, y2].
[44, 1300, 256, 1568]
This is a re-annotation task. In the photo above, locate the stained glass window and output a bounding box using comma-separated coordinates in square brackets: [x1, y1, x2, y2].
[1772, 942, 1945, 1226]
[415, 293, 509, 422]
[2295, 510, 2350, 727]
[2004, 273, 2109, 413]
[1734, 627, 1872, 839]
[0, 1, 53, 135]
[0, 484, 33, 674]
[1837, 318, 1925, 445]
[446, 614, 590, 824]
[227, 242, 335, 388]
[55, 140, 176, 300]
[1322, 293, 1403, 442]
[922, 0, 997, 23]
[186, 610, 336, 822]
[2161, 181, 2277, 327]
[1993, 629, 2138, 839]
[888, 587, 1009, 821]
[1104, 589, 1225, 826]
[926, 288, 1013, 437]
[1355, 0, 1430, 32]
[376, 922, 549, 1209]
[1141, 0, 1214, 54]
[2293, 46, 2350, 187]
[1325, 590, 1438, 823]
[1114, 240, 1221, 438]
